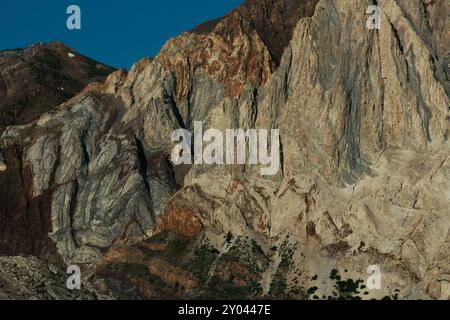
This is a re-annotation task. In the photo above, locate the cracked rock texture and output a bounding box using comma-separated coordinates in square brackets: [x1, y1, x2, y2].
[0, 0, 449, 300]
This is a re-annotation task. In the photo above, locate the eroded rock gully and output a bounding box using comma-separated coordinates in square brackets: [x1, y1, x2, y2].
[0, 0, 449, 299]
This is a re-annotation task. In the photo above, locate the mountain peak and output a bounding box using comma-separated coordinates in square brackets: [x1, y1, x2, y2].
[193, 0, 319, 64]
[158, 0, 319, 100]
[0, 42, 115, 133]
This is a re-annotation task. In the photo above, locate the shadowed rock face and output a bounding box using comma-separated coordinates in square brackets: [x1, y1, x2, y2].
[0, 42, 115, 133]
[1, 0, 450, 300]
[0, 145, 54, 257]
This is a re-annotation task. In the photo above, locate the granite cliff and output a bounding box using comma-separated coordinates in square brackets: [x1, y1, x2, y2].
[0, 0, 449, 300]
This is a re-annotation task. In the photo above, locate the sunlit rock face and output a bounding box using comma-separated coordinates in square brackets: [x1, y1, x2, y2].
[0, 0, 449, 300]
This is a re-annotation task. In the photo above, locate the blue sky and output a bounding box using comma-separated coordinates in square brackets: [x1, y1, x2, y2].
[0, 0, 243, 69]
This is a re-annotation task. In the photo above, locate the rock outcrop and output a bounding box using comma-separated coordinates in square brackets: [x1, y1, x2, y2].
[0, 0, 449, 300]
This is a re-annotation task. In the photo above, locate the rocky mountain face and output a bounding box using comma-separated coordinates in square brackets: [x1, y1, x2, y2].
[0, 42, 115, 261]
[0, 0, 449, 300]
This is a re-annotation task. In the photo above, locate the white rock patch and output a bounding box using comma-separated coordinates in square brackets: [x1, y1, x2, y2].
[0, 157, 6, 172]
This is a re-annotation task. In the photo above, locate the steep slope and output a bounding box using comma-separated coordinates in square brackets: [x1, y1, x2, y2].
[0, 0, 449, 300]
[0, 42, 115, 133]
